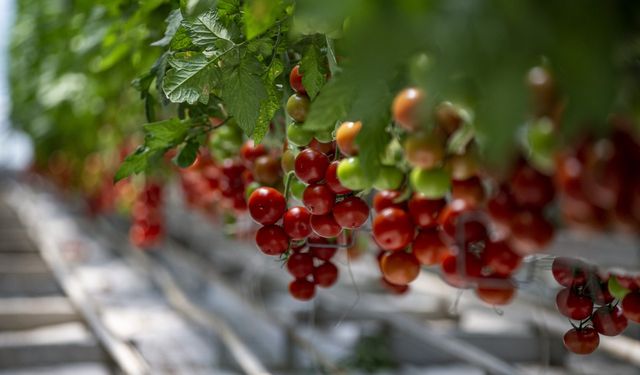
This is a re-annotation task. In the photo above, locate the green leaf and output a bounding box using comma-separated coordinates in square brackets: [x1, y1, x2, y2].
[143, 118, 190, 149]
[183, 9, 233, 47]
[299, 42, 327, 99]
[303, 75, 355, 132]
[152, 9, 183, 47]
[114, 148, 149, 182]
[163, 52, 216, 104]
[243, 0, 285, 40]
[175, 140, 199, 168]
[170, 26, 193, 50]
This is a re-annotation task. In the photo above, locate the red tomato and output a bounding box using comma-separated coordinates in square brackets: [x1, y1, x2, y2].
[248, 187, 286, 225]
[283, 206, 312, 240]
[372, 208, 415, 251]
[255, 225, 289, 255]
[563, 327, 599, 355]
[380, 251, 421, 285]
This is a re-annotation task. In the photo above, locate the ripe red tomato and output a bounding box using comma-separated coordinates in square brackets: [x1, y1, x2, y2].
[248, 187, 286, 225]
[289, 278, 315, 301]
[508, 210, 554, 255]
[283, 206, 312, 240]
[451, 176, 485, 206]
[240, 140, 267, 164]
[408, 193, 445, 229]
[333, 196, 370, 229]
[592, 306, 628, 336]
[487, 186, 518, 234]
[302, 184, 335, 215]
[482, 241, 522, 276]
[309, 138, 336, 155]
[412, 229, 449, 266]
[551, 257, 591, 287]
[286, 93, 311, 123]
[372, 208, 415, 251]
[255, 225, 289, 255]
[438, 199, 488, 246]
[475, 278, 516, 305]
[392, 87, 426, 131]
[555, 288, 593, 320]
[253, 155, 281, 185]
[622, 292, 640, 322]
[373, 190, 406, 213]
[563, 327, 599, 355]
[380, 276, 410, 295]
[325, 161, 351, 194]
[310, 213, 342, 238]
[585, 278, 615, 306]
[289, 65, 306, 94]
[313, 262, 338, 287]
[380, 251, 420, 285]
[287, 252, 314, 278]
[510, 163, 555, 209]
[309, 236, 337, 260]
[336, 121, 362, 156]
[294, 148, 330, 184]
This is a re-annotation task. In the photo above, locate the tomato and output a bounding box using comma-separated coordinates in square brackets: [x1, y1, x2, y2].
[314, 129, 335, 143]
[373, 190, 406, 213]
[248, 187, 286, 225]
[475, 278, 516, 305]
[302, 184, 335, 215]
[373, 165, 405, 191]
[283, 206, 312, 240]
[438, 199, 488, 246]
[510, 163, 554, 209]
[310, 213, 342, 238]
[622, 292, 640, 322]
[286, 93, 311, 123]
[289, 278, 315, 301]
[253, 155, 281, 185]
[380, 251, 420, 285]
[563, 327, 599, 355]
[290, 178, 306, 201]
[309, 138, 336, 154]
[314, 261, 339, 287]
[240, 140, 267, 164]
[451, 176, 485, 206]
[508, 210, 554, 255]
[408, 194, 445, 229]
[592, 306, 628, 336]
[435, 101, 463, 135]
[255, 225, 289, 255]
[487, 185, 517, 232]
[289, 65, 306, 94]
[448, 152, 479, 181]
[287, 123, 314, 146]
[410, 167, 450, 199]
[555, 288, 593, 320]
[551, 257, 591, 288]
[333, 196, 370, 229]
[404, 130, 446, 169]
[281, 149, 295, 173]
[412, 229, 449, 266]
[336, 157, 369, 191]
[287, 252, 314, 278]
[392, 87, 426, 131]
[294, 148, 330, 184]
[373, 208, 415, 251]
[336, 121, 362, 156]
[585, 278, 615, 305]
[309, 236, 337, 260]
[380, 276, 410, 294]
[244, 181, 261, 201]
[440, 254, 468, 288]
[482, 241, 522, 276]
[325, 161, 351, 194]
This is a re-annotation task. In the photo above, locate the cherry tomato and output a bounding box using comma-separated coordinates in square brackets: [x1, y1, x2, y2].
[310, 213, 342, 238]
[392, 87, 426, 131]
[309, 236, 337, 260]
[510, 163, 554, 209]
[551, 257, 591, 288]
[314, 261, 338, 287]
[373, 208, 415, 251]
[287, 252, 314, 278]
[253, 155, 281, 185]
[290, 178, 306, 201]
[592, 306, 628, 336]
[333, 196, 369, 229]
[482, 241, 522, 276]
[380, 276, 410, 295]
[622, 292, 640, 322]
[336, 121, 362, 156]
[373, 165, 404, 191]
[314, 129, 335, 143]
[408, 194, 445, 229]
[438, 199, 488, 246]
[255, 225, 289, 255]
[404, 130, 445, 169]
[555, 288, 593, 320]
[294, 148, 330, 184]
[325, 161, 351, 194]
[508, 210, 554, 255]
[287, 123, 314, 146]
[585, 278, 615, 306]
[281, 149, 295, 173]
[337, 157, 369, 191]
[373, 190, 406, 213]
[448, 152, 479, 181]
[380, 251, 420, 285]
[475, 278, 516, 305]
[309, 138, 336, 154]
[240, 140, 267, 164]
[302, 184, 335, 215]
[412, 229, 449, 266]
[563, 327, 599, 355]
[286, 93, 311, 123]
[487, 185, 518, 232]
[289, 278, 315, 301]
[283, 206, 312, 240]
[248, 187, 286, 225]
[289, 65, 306, 94]
[410, 167, 450, 199]
[435, 101, 463, 135]
[451, 176, 485, 206]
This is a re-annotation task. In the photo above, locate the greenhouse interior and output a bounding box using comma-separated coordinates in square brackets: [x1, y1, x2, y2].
[0, 0, 640, 374]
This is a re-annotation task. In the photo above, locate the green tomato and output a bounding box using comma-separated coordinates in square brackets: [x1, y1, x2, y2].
[287, 123, 314, 147]
[373, 165, 405, 190]
[245, 182, 261, 200]
[526, 118, 556, 173]
[608, 276, 631, 300]
[410, 167, 451, 199]
[286, 93, 311, 122]
[290, 178, 306, 201]
[337, 157, 369, 191]
[314, 129, 334, 143]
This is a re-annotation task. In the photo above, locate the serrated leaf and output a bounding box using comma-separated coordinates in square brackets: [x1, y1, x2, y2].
[163, 52, 215, 104]
[300, 42, 326, 99]
[152, 9, 183, 47]
[143, 118, 190, 149]
[304, 76, 354, 132]
[243, 0, 285, 40]
[114, 149, 149, 182]
[183, 9, 233, 47]
[175, 140, 199, 167]
[170, 26, 193, 50]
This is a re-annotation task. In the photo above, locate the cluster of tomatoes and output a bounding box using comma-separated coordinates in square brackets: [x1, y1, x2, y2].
[552, 257, 640, 355]
[129, 182, 164, 248]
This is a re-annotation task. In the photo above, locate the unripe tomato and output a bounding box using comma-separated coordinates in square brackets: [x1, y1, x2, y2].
[448, 152, 479, 181]
[337, 157, 369, 191]
[289, 65, 306, 94]
[290, 178, 306, 201]
[404, 130, 446, 169]
[372, 208, 415, 251]
[373, 165, 404, 191]
[281, 149, 295, 173]
[380, 251, 420, 285]
[253, 155, 281, 185]
[410, 167, 451, 199]
[392, 87, 426, 131]
[314, 129, 334, 143]
[336, 121, 362, 156]
[435, 101, 463, 135]
[286, 93, 311, 122]
[287, 123, 314, 146]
